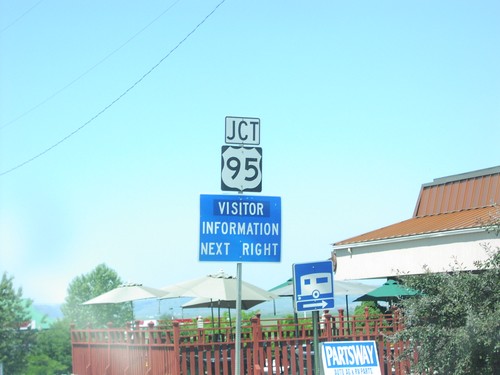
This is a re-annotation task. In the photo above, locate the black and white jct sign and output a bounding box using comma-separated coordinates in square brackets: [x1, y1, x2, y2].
[225, 116, 260, 145]
[221, 146, 262, 192]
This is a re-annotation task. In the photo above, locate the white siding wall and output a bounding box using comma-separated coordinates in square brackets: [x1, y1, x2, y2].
[333, 231, 500, 280]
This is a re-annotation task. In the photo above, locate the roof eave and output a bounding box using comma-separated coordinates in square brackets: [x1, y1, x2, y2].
[332, 227, 488, 251]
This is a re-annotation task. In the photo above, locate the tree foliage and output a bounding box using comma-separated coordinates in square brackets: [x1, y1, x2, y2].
[353, 301, 385, 317]
[61, 263, 133, 328]
[0, 272, 36, 375]
[26, 319, 73, 375]
[394, 245, 500, 374]
[353, 301, 387, 329]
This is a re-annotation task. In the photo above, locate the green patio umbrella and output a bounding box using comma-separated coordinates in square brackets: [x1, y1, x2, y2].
[353, 279, 419, 305]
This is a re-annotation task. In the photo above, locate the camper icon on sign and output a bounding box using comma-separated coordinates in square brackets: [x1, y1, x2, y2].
[298, 272, 333, 300]
[293, 261, 335, 311]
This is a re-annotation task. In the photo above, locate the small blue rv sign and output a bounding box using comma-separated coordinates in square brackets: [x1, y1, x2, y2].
[293, 260, 335, 312]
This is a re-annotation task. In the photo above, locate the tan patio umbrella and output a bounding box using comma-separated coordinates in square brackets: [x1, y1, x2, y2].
[162, 270, 277, 302]
[82, 283, 169, 305]
[162, 270, 278, 327]
[82, 283, 172, 320]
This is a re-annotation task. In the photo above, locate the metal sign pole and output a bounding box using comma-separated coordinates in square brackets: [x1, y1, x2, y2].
[235, 262, 242, 375]
[312, 310, 321, 374]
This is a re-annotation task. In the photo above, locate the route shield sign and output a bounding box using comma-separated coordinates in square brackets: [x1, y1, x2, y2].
[293, 260, 335, 312]
[199, 194, 281, 262]
[221, 146, 262, 192]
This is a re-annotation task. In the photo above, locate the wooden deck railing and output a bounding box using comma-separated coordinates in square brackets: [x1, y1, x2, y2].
[71, 308, 412, 375]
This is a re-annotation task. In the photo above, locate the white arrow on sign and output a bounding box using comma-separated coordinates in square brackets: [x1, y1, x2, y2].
[303, 300, 329, 309]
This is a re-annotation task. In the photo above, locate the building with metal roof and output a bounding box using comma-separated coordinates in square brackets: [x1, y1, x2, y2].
[20, 301, 55, 330]
[332, 166, 500, 280]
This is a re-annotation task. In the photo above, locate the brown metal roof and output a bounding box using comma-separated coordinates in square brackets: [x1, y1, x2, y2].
[334, 166, 500, 246]
[334, 205, 499, 246]
[413, 166, 500, 217]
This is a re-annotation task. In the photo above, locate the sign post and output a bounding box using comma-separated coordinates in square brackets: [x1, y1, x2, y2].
[235, 263, 242, 375]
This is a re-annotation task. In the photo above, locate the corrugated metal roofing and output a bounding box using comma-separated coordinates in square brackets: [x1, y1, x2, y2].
[334, 206, 498, 245]
[413, 166, 500, 217]
[334, 166, 500, 246]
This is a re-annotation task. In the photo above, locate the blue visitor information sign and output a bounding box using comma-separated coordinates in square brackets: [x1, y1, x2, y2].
[321, 341, 381, 375]
[199, 194, 281, 262]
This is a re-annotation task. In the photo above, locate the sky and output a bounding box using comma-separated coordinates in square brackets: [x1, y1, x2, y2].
[1, 0, 499, 305]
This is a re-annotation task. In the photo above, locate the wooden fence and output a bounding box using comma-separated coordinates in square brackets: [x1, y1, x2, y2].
[71, 308, 412, 375]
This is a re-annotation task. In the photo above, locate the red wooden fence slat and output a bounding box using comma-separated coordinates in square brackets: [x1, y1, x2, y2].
[71, 309, 413, 375]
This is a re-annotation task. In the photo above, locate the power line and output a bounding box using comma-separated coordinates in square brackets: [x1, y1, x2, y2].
[0, 0, 227, 177]
[0, 0, 183, 131]
[0, 0, 44, 34]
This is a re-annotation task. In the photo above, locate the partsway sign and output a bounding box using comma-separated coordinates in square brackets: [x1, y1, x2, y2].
[321, 341, 381, 375]
[199, 194, 281, 262]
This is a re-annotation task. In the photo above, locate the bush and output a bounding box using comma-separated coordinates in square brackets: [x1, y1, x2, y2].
[393, 245, 500, 374]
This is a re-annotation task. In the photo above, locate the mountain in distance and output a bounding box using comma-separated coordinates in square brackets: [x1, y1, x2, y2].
[32, 296, 363, 323]
[133, 295, 360, 321]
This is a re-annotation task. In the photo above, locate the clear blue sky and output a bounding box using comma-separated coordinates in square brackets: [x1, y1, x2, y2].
[1, 0, 499, 304]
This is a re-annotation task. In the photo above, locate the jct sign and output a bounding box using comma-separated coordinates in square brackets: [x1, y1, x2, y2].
[199, 194, 281, 262]
[225, 116, 260, 145]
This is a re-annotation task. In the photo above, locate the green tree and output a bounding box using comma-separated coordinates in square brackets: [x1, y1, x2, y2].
[0, 272, 36, 375]
[25, 354, 66, 375]
[61, 263, 133, 328]
[26, 319, 72, 375]
[353, 301, 385, 317]
[352, 301, 387, 332]
[394, 245, 500, 374]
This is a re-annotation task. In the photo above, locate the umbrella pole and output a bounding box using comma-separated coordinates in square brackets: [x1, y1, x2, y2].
[345, 295, 351, 335]
[218, 303, 221, 338]
[292, 294, 299, 340]
[345, 295, 349, 319]
[210, 299, 215, 330]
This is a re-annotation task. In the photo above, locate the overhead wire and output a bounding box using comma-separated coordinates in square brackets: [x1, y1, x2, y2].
[0, 0, 227, 177]
[0, 0, 183, 131]
[0, 0, 44, 34]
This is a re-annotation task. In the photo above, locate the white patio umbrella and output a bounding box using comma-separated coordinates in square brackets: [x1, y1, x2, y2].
[162, 270, 278, 302]
[82, 283, 172, 320]
[162, 270, 278, 327]
[82, 283, 169, 305]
